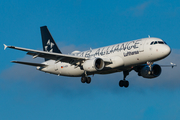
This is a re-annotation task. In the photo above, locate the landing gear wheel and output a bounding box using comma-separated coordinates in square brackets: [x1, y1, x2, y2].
[86, 77, 91, 84]
[119, 80, 124, 87]
[148, 71, 154, 75]
[119, 71, 130, 88]
[124, 80, 129, 88]
[119, 80, 129, 88]
[81, 77, 86, 83]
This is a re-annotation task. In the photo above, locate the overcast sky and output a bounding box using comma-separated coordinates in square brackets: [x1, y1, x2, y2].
[1, 0, 180, 120]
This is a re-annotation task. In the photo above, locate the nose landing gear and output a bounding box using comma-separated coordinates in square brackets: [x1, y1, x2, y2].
[147, 61, 154, 75]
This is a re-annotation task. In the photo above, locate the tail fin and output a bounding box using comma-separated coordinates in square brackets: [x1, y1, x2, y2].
[40, 26, 62, 61]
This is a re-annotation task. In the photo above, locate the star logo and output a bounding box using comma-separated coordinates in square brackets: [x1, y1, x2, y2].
[45, 39, 54, 52]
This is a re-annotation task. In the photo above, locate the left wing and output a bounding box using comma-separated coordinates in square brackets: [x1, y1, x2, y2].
[4, 44, 88, 63]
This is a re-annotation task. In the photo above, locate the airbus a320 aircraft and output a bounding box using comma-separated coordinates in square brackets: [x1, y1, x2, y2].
[4, 26, 175, 88]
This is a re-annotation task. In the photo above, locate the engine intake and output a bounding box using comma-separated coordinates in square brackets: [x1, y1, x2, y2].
[140, 64, 161, 78]
[83, 58, 104, 72]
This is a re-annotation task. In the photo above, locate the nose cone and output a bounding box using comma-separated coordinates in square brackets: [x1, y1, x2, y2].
[162, 45, 171, 57]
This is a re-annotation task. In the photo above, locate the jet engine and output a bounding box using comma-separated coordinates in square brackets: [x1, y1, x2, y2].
[139, 64, 161, 78]
[83, 58, 104, 72]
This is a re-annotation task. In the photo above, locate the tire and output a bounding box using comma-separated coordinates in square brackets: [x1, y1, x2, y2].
[86, 77, 91, 84]
[119, 80, 124, 87]
[81, 77, 86, 83]
[124, 81, 129, 88]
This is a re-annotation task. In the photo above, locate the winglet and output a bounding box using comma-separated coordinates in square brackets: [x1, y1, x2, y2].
[170, 62, 177, 68]
[3, 44, 7, 50]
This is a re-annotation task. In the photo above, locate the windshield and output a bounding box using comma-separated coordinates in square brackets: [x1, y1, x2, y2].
[150, 41, 167, 45]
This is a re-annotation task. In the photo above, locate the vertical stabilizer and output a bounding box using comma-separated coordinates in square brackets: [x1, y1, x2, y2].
[40, 26, 62, 61]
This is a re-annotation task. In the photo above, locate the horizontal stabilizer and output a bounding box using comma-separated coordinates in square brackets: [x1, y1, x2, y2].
[160, 62, 177, 68]
[3, 44, 7, 50]
[11, 61, 48, 67]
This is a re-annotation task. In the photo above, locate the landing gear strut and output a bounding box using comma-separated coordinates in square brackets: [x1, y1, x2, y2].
[147, 61, 154, 75]
[119, 71, 129, 88]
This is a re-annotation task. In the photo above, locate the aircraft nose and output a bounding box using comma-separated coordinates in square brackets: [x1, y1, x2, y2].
[162, 45, 171, 57]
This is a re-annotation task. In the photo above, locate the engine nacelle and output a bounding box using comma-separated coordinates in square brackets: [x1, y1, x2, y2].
[140, 64, 161, 78]
[83, 58, 104, 72]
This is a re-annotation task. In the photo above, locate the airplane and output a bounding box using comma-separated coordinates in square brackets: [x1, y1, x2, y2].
[4, 26, 176, 88]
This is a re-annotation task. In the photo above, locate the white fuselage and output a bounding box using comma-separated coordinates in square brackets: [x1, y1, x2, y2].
[38, 37, 171, 77]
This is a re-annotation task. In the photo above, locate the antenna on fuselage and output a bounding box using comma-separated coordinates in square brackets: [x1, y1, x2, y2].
[148, 35, 151, 38]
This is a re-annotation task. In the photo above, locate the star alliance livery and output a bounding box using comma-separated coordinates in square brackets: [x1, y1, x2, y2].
[4, 26, 176, 88]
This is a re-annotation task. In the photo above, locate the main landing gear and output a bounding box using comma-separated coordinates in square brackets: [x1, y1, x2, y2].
[81, 71, 91, 84]
[81, 71, 131, 88]
[119, 71, 129, 88]
[81, 76, 91, 84]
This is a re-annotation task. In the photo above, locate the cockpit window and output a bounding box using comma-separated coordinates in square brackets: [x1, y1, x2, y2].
[150, 41, 167, 45]
[150, 41, 154, 45]
[158, 41, 164, 44]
